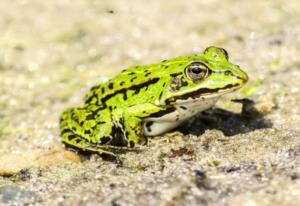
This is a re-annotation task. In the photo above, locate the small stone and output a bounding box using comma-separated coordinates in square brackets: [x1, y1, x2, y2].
[16, 167, 42, 181]
[194, 169, 206, 179]
[0, 185, 39, 205]
[194, 170, 212, 190]
[0, 149, 81, 176]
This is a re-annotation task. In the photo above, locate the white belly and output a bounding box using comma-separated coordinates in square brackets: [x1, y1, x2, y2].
[143, 97, 218, 136]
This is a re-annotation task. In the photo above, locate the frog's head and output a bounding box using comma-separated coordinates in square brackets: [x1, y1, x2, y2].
[164, 46, 248, 105]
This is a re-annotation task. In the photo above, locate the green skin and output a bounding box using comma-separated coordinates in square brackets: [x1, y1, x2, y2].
[60, 47, 248, 157]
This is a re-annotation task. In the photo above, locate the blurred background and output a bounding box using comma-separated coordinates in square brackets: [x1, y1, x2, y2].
[0, 0, 300, 205]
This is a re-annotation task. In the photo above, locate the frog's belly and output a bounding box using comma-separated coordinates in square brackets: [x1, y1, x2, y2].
[143, 97, 218, 136]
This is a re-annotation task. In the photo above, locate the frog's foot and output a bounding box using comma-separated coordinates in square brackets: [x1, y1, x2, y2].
[123, 115, 147, 148]
[63, 135, 118, 161]
[60, 108, 116, 160]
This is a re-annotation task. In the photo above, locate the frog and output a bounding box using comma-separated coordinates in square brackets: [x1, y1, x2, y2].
[60, 46, 248, 158]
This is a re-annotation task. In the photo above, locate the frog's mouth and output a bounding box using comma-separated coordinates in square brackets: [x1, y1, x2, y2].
[166, 83, 242, 104]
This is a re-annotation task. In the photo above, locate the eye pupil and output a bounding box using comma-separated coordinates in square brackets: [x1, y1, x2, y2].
[191, 67, 202, 74]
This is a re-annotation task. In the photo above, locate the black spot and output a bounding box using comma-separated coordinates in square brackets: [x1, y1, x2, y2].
[134, 88, 141, 95]
[67, 134, 76, 141]
[101, 87, 105, 94]
[108, 106, 112, 111]
[119, 117, 124, 125]
[129, 141, 135, 148]
[145, 121, 153, 132]
[164, 65, 169, 69]
[101, 136, 111, 144]
[180, 106, 187, 110]
[128, 72, 136, 75]
[123, 92, 127, 100]
[181, 79, 188, 87]
[84, 130, 91, 134]
[108, 82, 114, 89]
[120, 81, 125, 86]
[162, 82, 166, 87]
[162, 60, 167, 62]
[144, 72, 151, 77]
[75, 139, 81, 144]
[149, 107, 176, 118]
[90, 124, 98, 132]
[91, 85, 101, 91]
[159, 92, 163, 100]
[61, 128, 72, 134]
[170, 72, 182, 77]
[84, 96, 94, 104]
[130, 76, 137, 82]
[98, 121, 106, 124]
[86, 113, 94, 120]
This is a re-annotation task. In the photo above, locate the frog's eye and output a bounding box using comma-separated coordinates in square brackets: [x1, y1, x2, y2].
[185, 62, 209, 82]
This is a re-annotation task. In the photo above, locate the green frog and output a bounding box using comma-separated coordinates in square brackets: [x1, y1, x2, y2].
[60, 46, 248, 158]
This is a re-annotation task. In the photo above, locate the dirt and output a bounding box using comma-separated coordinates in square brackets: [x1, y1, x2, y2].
[0, 0, 299, 205]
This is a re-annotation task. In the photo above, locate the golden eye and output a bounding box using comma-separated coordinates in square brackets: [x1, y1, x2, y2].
[185, 62, 209, 82]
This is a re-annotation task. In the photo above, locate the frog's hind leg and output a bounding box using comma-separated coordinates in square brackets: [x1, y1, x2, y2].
[59, 107, 116, 159]
[62, 133, 117, 160]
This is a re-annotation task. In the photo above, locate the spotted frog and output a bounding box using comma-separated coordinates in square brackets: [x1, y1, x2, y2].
[60, 47, 248, 158]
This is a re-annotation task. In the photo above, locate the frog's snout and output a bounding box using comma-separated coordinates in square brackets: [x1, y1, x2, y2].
[239, 70, 249, 83]
[233, 65, 248, 84]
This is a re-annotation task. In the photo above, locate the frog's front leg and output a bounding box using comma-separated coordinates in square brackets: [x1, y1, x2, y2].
[122, 103, 164, 147]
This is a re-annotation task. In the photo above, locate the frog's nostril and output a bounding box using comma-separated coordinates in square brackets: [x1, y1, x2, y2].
[224, 70, 233, 76]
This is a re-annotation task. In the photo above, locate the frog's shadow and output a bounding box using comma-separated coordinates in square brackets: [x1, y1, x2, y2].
[178, 100, 273, 136]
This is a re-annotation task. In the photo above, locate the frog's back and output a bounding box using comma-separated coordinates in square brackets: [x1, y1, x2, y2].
[84, 53, 204, 107]
[84, 65, 156, 107]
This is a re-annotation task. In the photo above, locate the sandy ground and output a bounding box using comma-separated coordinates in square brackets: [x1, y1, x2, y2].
[0, 0, 300, 205]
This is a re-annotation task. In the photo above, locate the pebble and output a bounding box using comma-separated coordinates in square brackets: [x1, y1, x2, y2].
[0, 185, 39, 205]
[0, 149, 81, 176]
